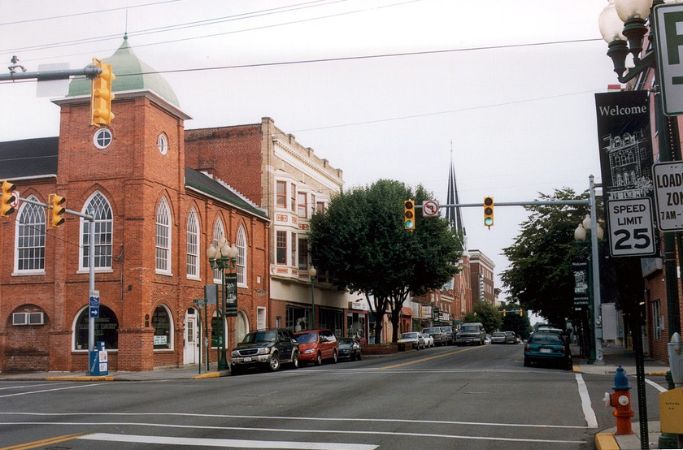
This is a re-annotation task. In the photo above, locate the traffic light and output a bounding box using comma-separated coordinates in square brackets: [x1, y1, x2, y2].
[1, 180, 16, 217]
[502, 310, 507, 317]
[49, 194, 66, 227]
[91, 58, 116, 126]
[519, 308, 524, 317]
[403, 199, 415, 232]
[483, 196, 494, 228]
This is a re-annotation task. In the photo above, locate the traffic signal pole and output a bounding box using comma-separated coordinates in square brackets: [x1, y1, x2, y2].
[0, 63, 101, 82]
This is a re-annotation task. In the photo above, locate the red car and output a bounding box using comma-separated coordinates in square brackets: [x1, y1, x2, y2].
[294, 329, 338, 365]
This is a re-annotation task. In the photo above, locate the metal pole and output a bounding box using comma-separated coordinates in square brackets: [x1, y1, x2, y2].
[218, 268, 228, 370]
[310, 277, 316, 329]
[87, 218, 95, 374]
[589, 175, 603, 363]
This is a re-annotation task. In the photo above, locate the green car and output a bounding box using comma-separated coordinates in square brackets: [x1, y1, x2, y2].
[524, 332, 572, 370]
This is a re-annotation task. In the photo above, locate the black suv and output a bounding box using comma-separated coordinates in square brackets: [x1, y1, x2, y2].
[230, 328, 299, 373]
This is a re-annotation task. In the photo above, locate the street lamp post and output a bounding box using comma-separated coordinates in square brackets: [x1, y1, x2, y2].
[207, 238, 239, 371]
[574, 212, 604, 364]
[309, 265, 317, 330]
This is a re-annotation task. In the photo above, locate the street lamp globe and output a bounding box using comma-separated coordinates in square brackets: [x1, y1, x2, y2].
[308, 265, 317, 279]
[599, 1, 626, 44]
[582, 214, 593, 231]
[207, 242, 217, 261]
[614, 0, 653, 21]
[225, 244, 239, 260]
[574, 224, 587, 242]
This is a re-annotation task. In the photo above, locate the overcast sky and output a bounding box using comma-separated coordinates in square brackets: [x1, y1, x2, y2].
[0, 0, 617, 300]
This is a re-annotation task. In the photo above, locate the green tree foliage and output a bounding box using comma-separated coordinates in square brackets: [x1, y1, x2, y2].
[500, 301, 532, 339]
[500, 188, 591, 326]
[309, 179, 462, 343]
[464, 301, 501, 333]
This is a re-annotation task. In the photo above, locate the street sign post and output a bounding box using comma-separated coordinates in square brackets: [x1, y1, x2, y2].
[607, 198, 656, 257]
[655, 3, 683, 115]
[653, 161, 683, 231]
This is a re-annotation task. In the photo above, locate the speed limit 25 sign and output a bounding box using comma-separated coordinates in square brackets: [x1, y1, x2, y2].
[607, 198, 656, 257]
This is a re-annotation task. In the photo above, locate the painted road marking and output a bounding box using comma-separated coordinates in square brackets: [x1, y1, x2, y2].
[575, 373, 598, 428]
[0, 411, 591, 429]
[0, 383, 63, 391]
[381, 346, 482, 369]
[0, 422, 586, 445]
[78, 433, 378, 449]
[0, 433, 83, 450]
[0, 383, 101, 399]
[645, 378, 667, 393]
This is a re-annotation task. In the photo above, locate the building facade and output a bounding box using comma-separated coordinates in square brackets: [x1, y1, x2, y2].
[469, 249, 495, 305]
[0, 38, 270, 372]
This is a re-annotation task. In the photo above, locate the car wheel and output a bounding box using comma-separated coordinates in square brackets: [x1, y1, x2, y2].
[268, 352, 280, 372]
[230, 365, 241, 375]
[356, 352, 362, 361]
[315, 352, 323, 366]
[524, 357, 531, 367]
[291, 351, 299, 369]
[332, 351, 338, 364]
[565, 358, 573, 371]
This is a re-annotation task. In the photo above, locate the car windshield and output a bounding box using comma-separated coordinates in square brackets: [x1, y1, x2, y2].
[422, 328, 437, 334]
[338, 338, 354, 345]
[242, 330, 277, 343]
[529, 333, 563, 345]
[401, 332, 418, 339]
[461, 325, 479, 332]
[492, 332, 506, 337]
[295, 333, 318, 344]
[440, 327, 452, 332]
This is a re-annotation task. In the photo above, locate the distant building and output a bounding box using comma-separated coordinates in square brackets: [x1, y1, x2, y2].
[469, 250, 495, 304]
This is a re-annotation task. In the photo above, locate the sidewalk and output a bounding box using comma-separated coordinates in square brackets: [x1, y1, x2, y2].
[0, 364, 230, 382]
[571, 345, 674, 450]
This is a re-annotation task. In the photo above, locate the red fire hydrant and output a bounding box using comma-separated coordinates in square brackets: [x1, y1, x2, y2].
[603, 365, 634, 435]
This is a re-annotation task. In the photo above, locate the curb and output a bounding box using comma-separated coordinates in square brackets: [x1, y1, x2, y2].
[192, 371, 230, 379]
[595, 432, 620, 450]
[46, 375, 113, 382]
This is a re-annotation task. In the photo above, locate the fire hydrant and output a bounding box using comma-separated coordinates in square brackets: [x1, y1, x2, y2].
[602, 365, 634, 435]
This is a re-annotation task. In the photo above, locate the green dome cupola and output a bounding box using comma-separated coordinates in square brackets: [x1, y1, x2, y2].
[67, 35, 179, 107]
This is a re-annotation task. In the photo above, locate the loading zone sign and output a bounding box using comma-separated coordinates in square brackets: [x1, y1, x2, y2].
[607, 198, 656, 257]
[653, 162, 683, 231]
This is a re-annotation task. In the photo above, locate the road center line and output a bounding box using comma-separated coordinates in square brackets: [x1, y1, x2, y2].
[0, 422, 587, 445]
[0, 383, 101, 398]
[381, 346, 481, 369]
[575, 373, 598, 429]
[645, 378, 667, 393]
[0, 411, 590, 429]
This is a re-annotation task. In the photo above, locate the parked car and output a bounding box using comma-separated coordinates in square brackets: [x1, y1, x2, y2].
[455, 322, 486, 345]
[295, 329, 338, 365]
[490, 331, 507, 344]
[524, 332, 572, 370]
[504, 331, 518, 344]
[398, 331, 425, 350]
[231, 328, 299, 373]
[337, 337, 362, 361]
[422, 327, 448, 346]
[440, 326, 455, 345]
[421, 332, 434, 348]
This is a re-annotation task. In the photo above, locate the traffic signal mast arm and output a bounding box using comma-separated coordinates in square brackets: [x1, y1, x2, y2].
[17, 196, 93, 222]
[0, 61, 102, 82]
[417, 199, 590, 208]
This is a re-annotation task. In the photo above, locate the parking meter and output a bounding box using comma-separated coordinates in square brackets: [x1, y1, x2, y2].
[668, 332, 682, 386]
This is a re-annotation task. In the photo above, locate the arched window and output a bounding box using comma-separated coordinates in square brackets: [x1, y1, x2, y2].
[236, 226, 247, 286]
[212, 219, 225, 283]
[15, 196, 46, 273]
[80, 192, 113, 270]
[156, 197, 172, 274]
[73, 305, 118, 350]
[152, 305, 173, 350]
[236, 311, 249, 344]
[186, 209, 199, 279]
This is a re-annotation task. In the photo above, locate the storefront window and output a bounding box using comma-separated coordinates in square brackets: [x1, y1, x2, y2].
[74, 306, 118, 350]
[286, 305, 308, 331]
[152, 306, 172, 349]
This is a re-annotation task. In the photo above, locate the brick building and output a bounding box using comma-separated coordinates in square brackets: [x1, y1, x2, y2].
[0, 38, 270, 372]
[185, 119, 363, 342]
[469, 249, 495, 305]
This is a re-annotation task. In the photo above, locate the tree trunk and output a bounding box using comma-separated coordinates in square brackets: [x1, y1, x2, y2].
[390, 308, 401, 343]
[374, 314, 383, 344]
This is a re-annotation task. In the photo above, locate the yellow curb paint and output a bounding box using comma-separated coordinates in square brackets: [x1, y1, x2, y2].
[46, 376, 113, 382]
[646, 371, 667, 377]
[381, 346, 480, 370]
[192, 372, 221, 379]
[0, 432, 83, 450]
[572, 364, 582, 374]
[595, 432, 619, 450]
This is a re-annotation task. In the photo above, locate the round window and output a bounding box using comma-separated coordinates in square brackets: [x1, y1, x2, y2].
[157, 133, 168, 155]
[93, 128, 112, 149]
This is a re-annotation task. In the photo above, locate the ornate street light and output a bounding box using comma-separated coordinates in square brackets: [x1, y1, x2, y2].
[308, 265, 317, 330]
[208, 238, 239, 371]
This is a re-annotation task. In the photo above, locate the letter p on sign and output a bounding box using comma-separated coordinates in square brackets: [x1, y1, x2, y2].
[656, 3, 683, 114]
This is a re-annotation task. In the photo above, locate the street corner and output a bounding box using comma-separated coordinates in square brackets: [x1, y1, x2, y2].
[572, 363, 582, 374]
[192, 370, 230, 379]
[595, 431, 620, 450]
[46, 375, 113, 382]
[645, 370, 668, 377]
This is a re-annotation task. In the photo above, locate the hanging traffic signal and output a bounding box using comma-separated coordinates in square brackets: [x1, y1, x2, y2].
[502, 310, 507, 317]
[1, 180, 16, 217]
[49, 194, 66, 227]
[91, 58, 116, 126]
[403, 199, 415, 232]
[483, 196, 494, 228]
[519, 308, 524, 317]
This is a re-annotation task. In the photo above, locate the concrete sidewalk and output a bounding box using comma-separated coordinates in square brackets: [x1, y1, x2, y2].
[0, 364, 230, 382]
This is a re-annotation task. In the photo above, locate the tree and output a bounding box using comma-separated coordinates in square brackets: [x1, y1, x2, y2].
[464, 301, 501, 333]
[500, 301, 532, 339]
[309, 179, 462, 343]
[500, 188, 592, 326]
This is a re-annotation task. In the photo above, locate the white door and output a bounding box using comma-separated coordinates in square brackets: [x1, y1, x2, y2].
[184, 309, 199, 365]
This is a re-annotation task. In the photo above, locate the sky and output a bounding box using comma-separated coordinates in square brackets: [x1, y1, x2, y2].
[0, 0, 617, 302]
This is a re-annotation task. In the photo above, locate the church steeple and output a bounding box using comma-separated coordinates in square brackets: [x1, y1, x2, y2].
[446, 142, 466, 245]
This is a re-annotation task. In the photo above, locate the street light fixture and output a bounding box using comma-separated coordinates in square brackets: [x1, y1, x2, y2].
[308, 265, 317, 330]
[207, 238, 239, 371]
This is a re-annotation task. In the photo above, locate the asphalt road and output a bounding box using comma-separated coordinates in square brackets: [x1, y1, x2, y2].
[0, 343, 669, 449]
